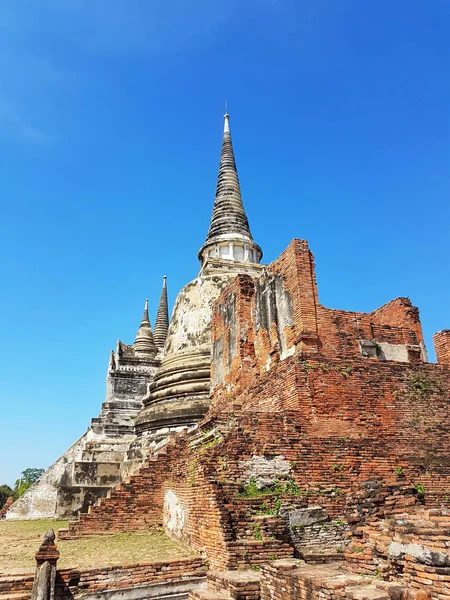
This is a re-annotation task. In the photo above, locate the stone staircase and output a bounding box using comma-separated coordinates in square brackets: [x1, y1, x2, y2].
[59, 439, 173, 538]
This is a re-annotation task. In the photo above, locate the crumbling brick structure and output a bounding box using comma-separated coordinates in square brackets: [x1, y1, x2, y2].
[434, 330, 450, 366]
[61, 237, 449, 600]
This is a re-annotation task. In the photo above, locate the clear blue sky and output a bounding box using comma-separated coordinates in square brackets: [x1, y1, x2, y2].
[1, 1, 449, 487]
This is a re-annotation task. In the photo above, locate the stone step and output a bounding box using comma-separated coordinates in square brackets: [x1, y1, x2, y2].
[346, 585, 390, 600]
[190, 588, 229, 600]
[207, 570, 260, 600]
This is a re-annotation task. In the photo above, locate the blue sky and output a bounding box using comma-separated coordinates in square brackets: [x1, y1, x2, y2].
[0, 0, 449, 486]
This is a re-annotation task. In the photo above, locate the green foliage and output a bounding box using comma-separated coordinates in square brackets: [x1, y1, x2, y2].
[0, 484, 13, 507]
[18, 468, 44, 485]
[329, 487, 342, 502]
[200, 437, 220, 452]
[13, 468, 44, 500]
[415, 483, 425, 494]
[240, 477, 261, 497]
[281, 478, 301, 495]
[409, 374, 433, 395]
[253, 524, 263, 541]
[268, 553, 278, 560]
[240, 477, 301, 498]
[250, 565, 261, 571]
[256, 501, 271, 515]
[395, 466, 404, 476]
[274, 497, 282, 515]
[256, 497, 282, 516]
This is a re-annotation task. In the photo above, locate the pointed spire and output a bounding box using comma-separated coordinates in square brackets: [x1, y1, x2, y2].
[198, 111, 262, 269]
[153, 276, 169, 350]
[204, 111, 253, 244]
[134, 298, 157, 357]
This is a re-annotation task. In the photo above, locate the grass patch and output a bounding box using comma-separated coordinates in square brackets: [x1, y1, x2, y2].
[240, 477, 301, 498]
[0, 520, 195, 573]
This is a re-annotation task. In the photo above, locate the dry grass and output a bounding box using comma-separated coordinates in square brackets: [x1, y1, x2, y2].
[0, 520, 195, 574]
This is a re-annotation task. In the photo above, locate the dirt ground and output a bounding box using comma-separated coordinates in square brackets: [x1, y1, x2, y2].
[0, 519, 195, 574]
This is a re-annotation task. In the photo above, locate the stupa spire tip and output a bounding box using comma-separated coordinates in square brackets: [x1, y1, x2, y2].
[223, 103, 230, 132]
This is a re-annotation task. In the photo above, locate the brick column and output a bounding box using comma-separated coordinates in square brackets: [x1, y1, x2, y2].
[34, 530, 60, 567]
[31, 529, 60, 600]
[433, 330, 450, 365]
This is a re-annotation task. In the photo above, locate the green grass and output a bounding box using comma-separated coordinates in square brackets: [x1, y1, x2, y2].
[0, 520, 195, 573]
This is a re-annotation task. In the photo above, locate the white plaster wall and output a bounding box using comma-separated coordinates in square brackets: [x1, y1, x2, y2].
[163, 489, 186, 539]
[239, 455, 292, 489]
[165, 275, 236, 356]
[379, 342, 409, 362]
[6, 429, 96, 519]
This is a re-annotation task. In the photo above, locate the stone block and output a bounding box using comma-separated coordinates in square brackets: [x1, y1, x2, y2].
[288, 506, 328, 527]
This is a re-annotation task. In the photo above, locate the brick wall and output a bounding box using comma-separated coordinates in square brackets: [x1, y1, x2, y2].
[65, 434, 235, 568]
[434, 330, 450, 365]
[67, 353, 449, 568]
[211, 239, 428, 399]
[67, 354, 450, 568]
[344, 508, 450, 598]
[259, 559, 431, 600]
[65, 238, 449, 574]
[56, 557, 206, 599]
[0, 558, 207, 600]
[0, 573, 34, 597]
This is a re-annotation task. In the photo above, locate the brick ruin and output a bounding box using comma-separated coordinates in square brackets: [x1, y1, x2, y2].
[50, 237, 449, 600]
[4, 113, 449, 600]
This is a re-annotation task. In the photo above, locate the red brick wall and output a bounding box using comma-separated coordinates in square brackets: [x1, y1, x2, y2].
[211, 239, 427, 397]
[434, 330, 450, 365]
[259, 559, 431, 600]
[265, 239, 320, 353]
[344, 508, 450, 597]
[211, 274, 256, 397]
[66, 434, 234, 568]
[0, 574, 34, 597]
[0, 558, 207, 600]
[56, 557, 206, 599]
[210, 354, 450, 513]
[67, 357, 450, 567]
[371, 297, 424, 342]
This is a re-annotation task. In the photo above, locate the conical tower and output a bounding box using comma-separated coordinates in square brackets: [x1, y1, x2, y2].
[153, 276, 169, 350]
[198, 111, 262, 271]
[133, 299, 157, 357]
[135, 110, 264, 438]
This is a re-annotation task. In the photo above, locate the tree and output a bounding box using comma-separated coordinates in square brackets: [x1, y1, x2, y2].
[0, 484, 13, 508]
[14, 468, 44, 500]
